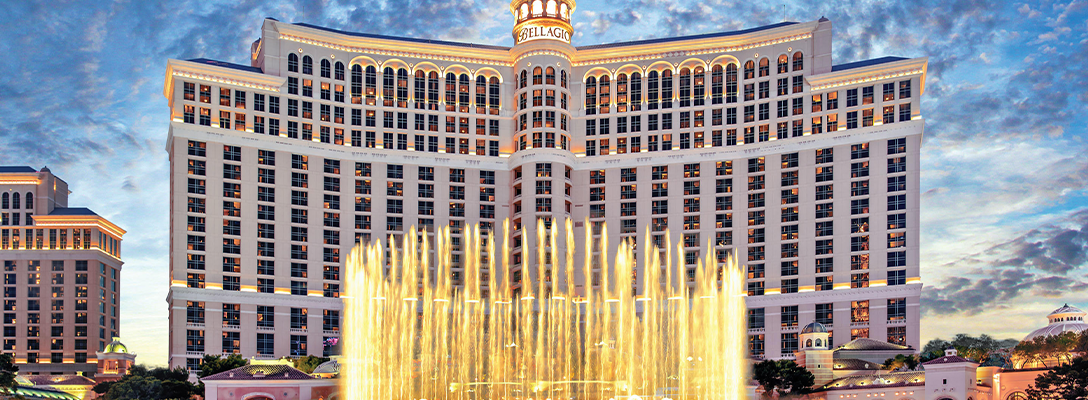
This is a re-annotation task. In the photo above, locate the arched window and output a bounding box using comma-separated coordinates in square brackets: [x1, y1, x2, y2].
[560, 70, 568, 88]
[793, 51, 804, 71]
[598, 75, 610, 114]
[320, 59, 331, 78]
[350, 65, 363, 104]
[815, 338, 822, 347]
[545, 0, 557, 16]
[531, 0, 543, 16]
[560, 3, 569, 19]
[24, 193, 32, 209]
[743, 60, 754, 80]
[584, 76, 597, 115]
[288, 53, 299, 73]
[334, 62, 345, 80]
[533, 67, 543, 85]
[660, 70, 673, 108]
[476, 76, 488, 112]
[777, 55, 789, 73]
[711, 65, 723, 104]
[302, 55, 313, 75]
[545, 67, 555, 85]
[365, 66, 377, 104]
[414, 70, 427, 109]
[725, 64, 738, 103]
[396, 68, 409, 107]
[382, 67, 395, 107]
[679, 68, 691, 107]
[519, 70, 527, 89]
[520, 4, 529, 20]
[616, 73, 628, 112]
[1, 193, 8, 209]
[806, 339, 813, 348]
[458, 74, 471, 109]
[488, 77, 500, 114]
[693, 66, 705, 106]
[630, 72, 642, 111]
[445, 73, 457, 111]
[427, 71, 440, 109]
[11, 192, 19, 210]
[1006, 393, 1028, 400]
[758, 58, 770, 77]
[647, 70, 659, 109]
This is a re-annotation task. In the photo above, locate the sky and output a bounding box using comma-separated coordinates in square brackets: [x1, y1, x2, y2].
[1, 0, 1086, 367]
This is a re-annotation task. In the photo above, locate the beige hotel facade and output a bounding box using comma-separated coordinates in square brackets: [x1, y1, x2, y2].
[163, 0, 926, 370]
[1, 166, 126, 375]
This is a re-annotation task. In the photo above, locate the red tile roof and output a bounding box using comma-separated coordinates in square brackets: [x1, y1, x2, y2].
[24, 375, 97, 386]
[202, 364, 315, 381]
[922, 355, 975, 366]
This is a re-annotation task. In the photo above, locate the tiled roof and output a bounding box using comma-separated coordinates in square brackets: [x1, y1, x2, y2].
[48, 208, 99, 217]
[202, 364, 315, 381]
[576, 22, 799, 50]
[922, 355, 975, 366]
[292, 22, 512, 51]
[0, 166, 37, 173]
[831, 56, 909, 72]
[819, 371, 925, 391]
[10, 385, 80, 400]
[1049, 304, 1085, 316]
[186, 58, 264, 74]
[832, 358, 880, 370]
[836, 338, 911, 351]
[24, 374, 97, 386]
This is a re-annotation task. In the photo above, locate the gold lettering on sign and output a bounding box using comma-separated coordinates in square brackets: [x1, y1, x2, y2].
[516, 24, 572, 44]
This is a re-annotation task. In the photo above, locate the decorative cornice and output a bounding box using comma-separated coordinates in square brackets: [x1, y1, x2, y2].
[514, 50, 572, 65]
[807, 57, 929, 92]
[810, 67, 925, 92]
[571, 33, 812, 67]
[280, 34, 514, 67]
[168, 69, 282, 92]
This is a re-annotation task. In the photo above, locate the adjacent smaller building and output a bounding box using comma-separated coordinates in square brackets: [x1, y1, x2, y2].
[1, 166, 127, 376]
[796, 304, 1088, 400]
[6, 337, 136, 400]
[201, 360, 337, 400]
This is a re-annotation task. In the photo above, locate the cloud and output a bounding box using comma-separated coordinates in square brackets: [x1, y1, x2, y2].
[922, 209, 1088, 316]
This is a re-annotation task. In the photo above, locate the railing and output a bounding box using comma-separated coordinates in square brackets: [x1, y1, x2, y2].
[290, 328, 307, 334]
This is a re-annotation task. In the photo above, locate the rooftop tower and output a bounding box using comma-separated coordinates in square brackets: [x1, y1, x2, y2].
[510, 0, 576, 45]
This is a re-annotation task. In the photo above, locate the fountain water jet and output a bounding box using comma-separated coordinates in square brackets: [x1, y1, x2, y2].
[342, 218, 749, 400]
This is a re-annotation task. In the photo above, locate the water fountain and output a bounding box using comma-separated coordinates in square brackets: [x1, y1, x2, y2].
[341, 218, 749, 400]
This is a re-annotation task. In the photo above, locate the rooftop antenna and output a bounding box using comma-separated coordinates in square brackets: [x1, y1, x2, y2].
[781, 4, 786, 21]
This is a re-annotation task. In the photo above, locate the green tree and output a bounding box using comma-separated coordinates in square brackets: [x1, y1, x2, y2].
[0, 353, 18, 395]
[292, 355, 330, 374]
[922, 334, 1018, 365]
[106, 375, 163, 400]
[753, 359, 815, 399]
[92, 364, 196, 400]
[1025, 356, 1088, 400]
[198, 354, 247, 378]
[921, 338, 951, 362]
[882, 354, 920, 371]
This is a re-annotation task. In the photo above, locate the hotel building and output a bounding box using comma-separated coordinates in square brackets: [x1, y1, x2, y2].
[1, 166, 126, 375]
[163, 0, 926, 369]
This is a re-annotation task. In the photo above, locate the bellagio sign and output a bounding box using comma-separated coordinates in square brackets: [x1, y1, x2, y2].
[516, 24, 572, 45]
